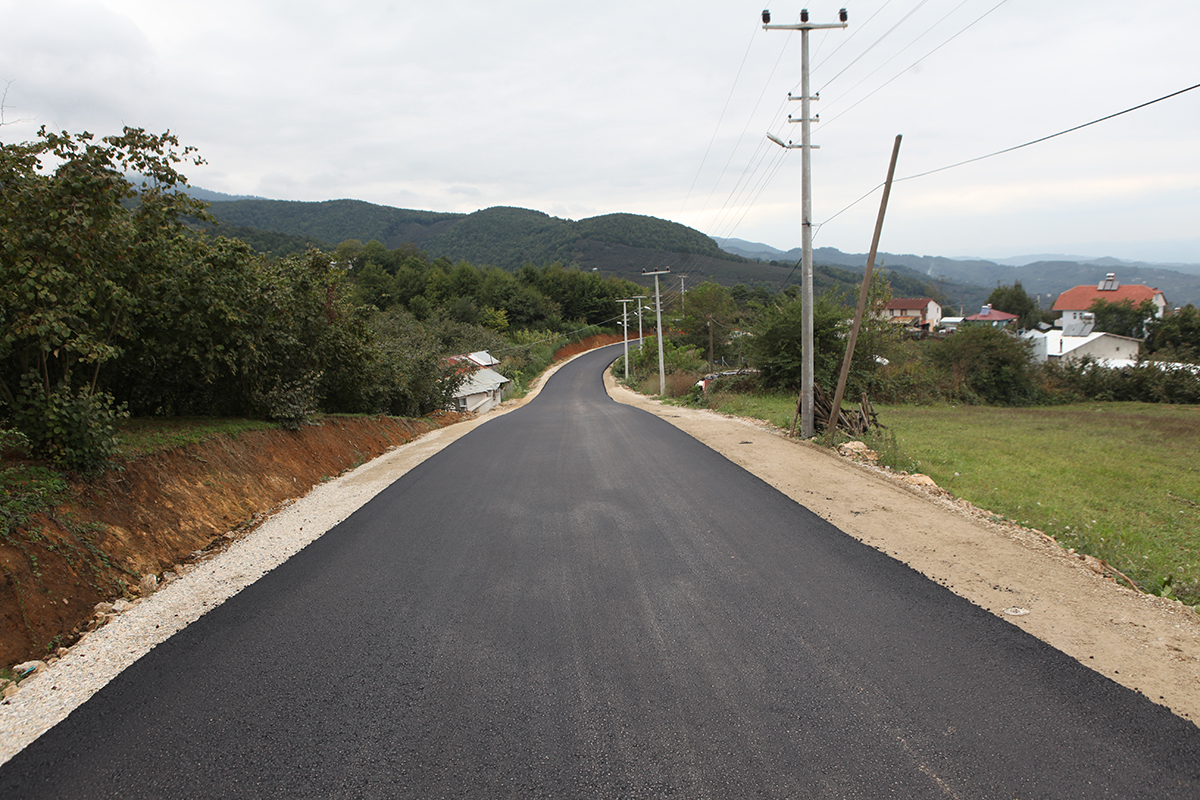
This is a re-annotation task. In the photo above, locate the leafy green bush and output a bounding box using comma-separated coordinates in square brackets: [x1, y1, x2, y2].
[1041, 358, 1200, 404]
[926, 326, 1042, 406]
[743, 291, 894, 397]
[11, 382, 126, 472]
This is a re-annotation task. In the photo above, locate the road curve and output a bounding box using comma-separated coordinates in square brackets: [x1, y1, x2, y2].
[2, 344, 1198, 798]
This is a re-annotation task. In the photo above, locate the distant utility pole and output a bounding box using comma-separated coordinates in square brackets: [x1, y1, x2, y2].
[631, 295, 648, 350]
[763, 6, 848, 438]
[680, 276, 687, 313]
[617, 298, 634, 381]
[643, 267, 671, 395]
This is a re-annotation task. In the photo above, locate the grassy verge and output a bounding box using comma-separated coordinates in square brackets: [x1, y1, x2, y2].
[879, 403, 1200, 606]
[699, 392, 1200, 606]
[115, 417, 276, 460]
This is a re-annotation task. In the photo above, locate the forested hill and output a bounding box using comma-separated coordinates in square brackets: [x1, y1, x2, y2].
[202, 199, 746, 271]
[200, 196, 961, 299]
[204, 199, 464, 249]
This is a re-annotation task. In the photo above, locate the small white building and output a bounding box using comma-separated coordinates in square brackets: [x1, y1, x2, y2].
[1022, 329, 1142, 364]
[939, 316, 964, 333]
[452, 367, 510, 413]
[448, 350, 510, 414]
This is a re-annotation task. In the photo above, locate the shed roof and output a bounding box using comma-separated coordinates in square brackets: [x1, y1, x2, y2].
[454, 367, 509, 398]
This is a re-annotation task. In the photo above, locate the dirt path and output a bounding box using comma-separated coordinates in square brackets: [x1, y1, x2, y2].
[605, 373, 1200, 727]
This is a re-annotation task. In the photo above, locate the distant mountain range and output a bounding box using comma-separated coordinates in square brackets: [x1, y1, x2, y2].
[186, 190, 1200, 308]
[717, 237, 1200, 308]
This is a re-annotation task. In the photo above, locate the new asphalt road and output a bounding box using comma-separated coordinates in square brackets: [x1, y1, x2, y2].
[3, 345, 1199, 798]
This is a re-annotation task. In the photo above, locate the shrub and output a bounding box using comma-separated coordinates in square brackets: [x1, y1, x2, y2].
[11, 382, 126, 472]
[926, 326, 1041, 406]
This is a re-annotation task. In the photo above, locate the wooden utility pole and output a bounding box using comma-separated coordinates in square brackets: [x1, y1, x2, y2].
[824, 134, 903, 445]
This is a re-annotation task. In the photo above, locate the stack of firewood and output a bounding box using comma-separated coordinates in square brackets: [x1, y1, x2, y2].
[813, 384, 884, 436]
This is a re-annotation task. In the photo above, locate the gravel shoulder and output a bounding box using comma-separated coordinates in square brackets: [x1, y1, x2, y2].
[3, 355, 1197, 765]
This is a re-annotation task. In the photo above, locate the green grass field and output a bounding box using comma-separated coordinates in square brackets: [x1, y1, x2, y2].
[704, 393, 1200, 607]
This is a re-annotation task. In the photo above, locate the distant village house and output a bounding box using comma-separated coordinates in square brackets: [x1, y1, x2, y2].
[1022, 329, 1141, 366]
[880, 298, 943, 331]
[1052, 273, 1167, 331]
[963, 304, 1018, 329]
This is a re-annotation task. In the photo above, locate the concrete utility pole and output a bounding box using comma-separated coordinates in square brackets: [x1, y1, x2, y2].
[643, 267, 671, 395]
[763, 6, 848, 438]
[618, 298, 634, 381]
[632, 296, 648, 350]
[680, 276, 687, 313]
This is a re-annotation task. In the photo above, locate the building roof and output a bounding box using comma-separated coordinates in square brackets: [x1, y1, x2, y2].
[964, 308, 1018, 322]
[884, 298, 936, 310]
[454, 367, 509, 398]
[451, 351, 501, 368]
[1052, 283, 1164, 312]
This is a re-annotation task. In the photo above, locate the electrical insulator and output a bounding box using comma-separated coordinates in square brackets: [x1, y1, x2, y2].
[800, 9, 809, 22]
[839, 8, 848, 22]
[762, 9, 771, 24]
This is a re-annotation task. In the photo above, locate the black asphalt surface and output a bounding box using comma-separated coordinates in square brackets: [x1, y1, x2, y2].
[3, 344, 1199, 798]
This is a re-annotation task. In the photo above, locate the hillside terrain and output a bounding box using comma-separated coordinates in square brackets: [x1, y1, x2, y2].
[197, 194, 1200, 307]
[199, 197, 955, 301]
[724, 239, 1200, 308]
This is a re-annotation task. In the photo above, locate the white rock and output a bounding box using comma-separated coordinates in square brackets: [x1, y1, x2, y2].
[138, 574, 158, 595]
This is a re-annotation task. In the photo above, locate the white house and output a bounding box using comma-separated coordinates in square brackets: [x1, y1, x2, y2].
[1052, 273, 1167, 330]
[448, 350, 510, 414]
[881, 298, 942, 331]
[1022, 329, 1142, 365]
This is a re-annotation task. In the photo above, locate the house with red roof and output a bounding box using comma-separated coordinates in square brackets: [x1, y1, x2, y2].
[1052, 274, 1167, 331]
[962, 304, 1018, 328]
[880, 298, 942, 331]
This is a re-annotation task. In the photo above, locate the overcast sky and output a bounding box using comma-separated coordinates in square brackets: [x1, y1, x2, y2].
[4, 0, 1198, 263]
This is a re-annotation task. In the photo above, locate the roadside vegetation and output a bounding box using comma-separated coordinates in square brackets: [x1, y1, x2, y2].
[5, 124, 1200, 614]
[612, 280, 1200, 608]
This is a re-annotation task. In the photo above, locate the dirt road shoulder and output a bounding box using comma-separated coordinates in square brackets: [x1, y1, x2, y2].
[605, 374, 1200, 726]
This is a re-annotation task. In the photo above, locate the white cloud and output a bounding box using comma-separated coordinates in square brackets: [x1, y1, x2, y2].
[2, 0, 1196, 262]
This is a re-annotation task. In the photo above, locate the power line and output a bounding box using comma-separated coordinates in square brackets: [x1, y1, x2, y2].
[680, 20, 761, 215]
[812, 81, 1200, 233]
[819, 0, 976, 111]
[815, 0, 1012, 133]
[898, 81, 1200, 182]
[813, 0, 933, 94]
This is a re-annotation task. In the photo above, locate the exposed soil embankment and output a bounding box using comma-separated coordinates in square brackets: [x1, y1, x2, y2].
[0, 414, 461, 666]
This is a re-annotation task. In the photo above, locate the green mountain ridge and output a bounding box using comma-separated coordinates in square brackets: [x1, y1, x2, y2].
[199, 195, 969, 303]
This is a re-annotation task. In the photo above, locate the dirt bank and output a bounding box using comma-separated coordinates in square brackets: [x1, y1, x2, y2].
[0, 414, 461, 666]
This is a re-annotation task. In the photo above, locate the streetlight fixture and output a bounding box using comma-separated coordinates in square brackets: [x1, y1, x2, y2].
[762, 7, 848, 438]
